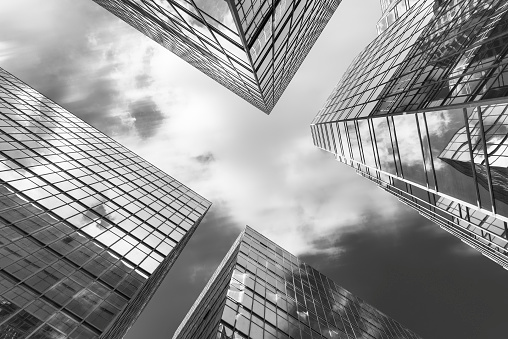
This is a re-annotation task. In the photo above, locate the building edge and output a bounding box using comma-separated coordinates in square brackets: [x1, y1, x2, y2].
[173, 228, 244, 339]
[99, 204, 212, 339]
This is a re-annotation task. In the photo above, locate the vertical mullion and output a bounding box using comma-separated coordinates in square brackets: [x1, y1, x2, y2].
[477, 106, 497, 214]
[414, 113, 430, 189]
[423, 112, 439, 191]
[462, 108, 482, 208]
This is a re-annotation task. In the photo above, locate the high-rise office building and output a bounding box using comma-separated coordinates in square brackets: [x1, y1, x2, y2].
[0, 67, 211, 339]
[91, 0, 341, 113]
[311, 0, 508, 267]
[174, 226, 421, 339]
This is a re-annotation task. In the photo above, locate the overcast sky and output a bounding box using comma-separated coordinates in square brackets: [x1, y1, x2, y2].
[1, 0, 508, 338]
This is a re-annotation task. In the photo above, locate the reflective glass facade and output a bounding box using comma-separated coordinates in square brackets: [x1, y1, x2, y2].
[377, 0, 419, 34]
[174, 226, 421, 339]
[0, 67, 211, 338]
[311, 0, 508, 268]
[91, 0, 341, 113]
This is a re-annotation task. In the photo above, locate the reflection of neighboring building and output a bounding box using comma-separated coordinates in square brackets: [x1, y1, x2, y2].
[174, 226, 421, 339]
[91, 0, 342, 113]
[0, 68, 211, 338]
[439, 105, 508, 205]
[311, 0, 508, 269]
[373, 0, 508, 115]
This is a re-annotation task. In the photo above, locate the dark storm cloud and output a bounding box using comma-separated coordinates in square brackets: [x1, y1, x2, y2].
[129, 98, 165, 139]
[195, 152, 216, 164]
[123, 207, 241, 339]
[300, 209, 508, 339]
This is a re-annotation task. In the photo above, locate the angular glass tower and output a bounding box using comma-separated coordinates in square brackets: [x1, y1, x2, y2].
[173, 226, 421, 339]
[91, 0, 342, 113]
[311, 0, 508, 268]
[0, 67, 211, 339]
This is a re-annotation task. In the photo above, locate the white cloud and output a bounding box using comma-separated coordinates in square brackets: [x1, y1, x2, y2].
[0, 0, 399, 258]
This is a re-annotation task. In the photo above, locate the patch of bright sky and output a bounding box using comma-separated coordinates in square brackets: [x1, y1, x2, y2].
[0, 0, 404, 257]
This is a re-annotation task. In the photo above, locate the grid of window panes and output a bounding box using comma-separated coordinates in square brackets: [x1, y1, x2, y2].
[311, 103, 508, 268]
[176, 226, 421, 339]
[377, 0, 419, 34]
[91, 0, 341, 114]
[232, 0, 342, 111]
[0, 67, 211, 338]
[312, 0, 508, 125]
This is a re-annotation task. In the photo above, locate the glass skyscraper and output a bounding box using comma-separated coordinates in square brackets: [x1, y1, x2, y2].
[90, 0, 341, 113]
[173, 226, 421, 339]
[0, 67, 211, 338]
[311, 0, 508, 268]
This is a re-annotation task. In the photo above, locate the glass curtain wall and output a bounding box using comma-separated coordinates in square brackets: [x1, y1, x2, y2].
[311, 0, 508, 268]
[91, 0, 341, 113]
[0, 67, 211, 339]
[174, 226, 422, 339]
